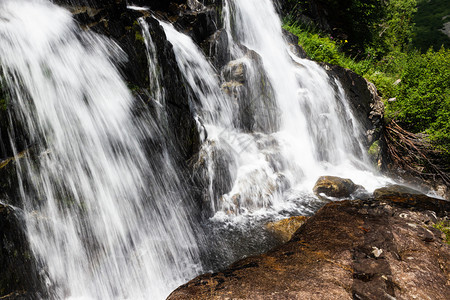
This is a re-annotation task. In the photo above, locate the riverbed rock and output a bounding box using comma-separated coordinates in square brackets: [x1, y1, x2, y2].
[168, 195, 450, 299]
[313, 175, 362, 199]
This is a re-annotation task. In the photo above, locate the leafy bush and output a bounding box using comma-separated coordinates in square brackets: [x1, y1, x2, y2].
[412, 0, 450, 51]
[386, 48, 450, 151]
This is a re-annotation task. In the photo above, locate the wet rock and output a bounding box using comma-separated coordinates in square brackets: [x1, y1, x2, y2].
[323, 65, 384, 150]
[266, 216, 308, 242]
[201, 29, 229, 69]
[223, 60, 246, 84]
[168, 196, 450, 300]
[0, 204, 45, 298]
[373, 184, 450, 217]
[142, 17, 201, 162]
[192, 141, 236, 216]
[282, 29, 307, 59]
[0, 76, 32, 162]
[174, 7, 221, 43]
[221, 49, 278, 133]
[313, 176, 362, 199]
[67, 4, 201, 165]
[0, 153, 22, 206]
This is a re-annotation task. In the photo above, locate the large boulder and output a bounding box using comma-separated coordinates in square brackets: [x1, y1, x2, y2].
[313, 175, 362, 199]
[168, 194, 450, 299]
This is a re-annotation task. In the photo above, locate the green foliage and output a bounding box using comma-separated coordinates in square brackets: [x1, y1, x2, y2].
[375, 0, 417, 54]
[283, 1, 418, 58]
[283, 24, 342, 64]
[412, 0, 450, 51]
[386, 48, 450, 152]
[433, 220, 450, 245]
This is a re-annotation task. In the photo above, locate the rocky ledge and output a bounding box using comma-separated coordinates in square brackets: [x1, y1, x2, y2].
[168, 188, 450, 299]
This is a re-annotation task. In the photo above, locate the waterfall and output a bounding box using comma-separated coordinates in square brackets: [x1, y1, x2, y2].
[0, 0, 395, 298]
[162, 0, 391, 217]
[0, 0, 201, 298]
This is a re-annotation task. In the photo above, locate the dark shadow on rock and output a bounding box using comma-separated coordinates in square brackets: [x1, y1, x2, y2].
[0, 204, 47, 299]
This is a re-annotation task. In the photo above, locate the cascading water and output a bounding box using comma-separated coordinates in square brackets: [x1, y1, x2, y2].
[162, 0, 391, 218]
[0, 0, 201, 298]
[0, 0, 396, 297]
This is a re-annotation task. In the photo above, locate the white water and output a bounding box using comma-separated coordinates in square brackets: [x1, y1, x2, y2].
[162, 0, 392, 217]
[0, 0, 201, 299]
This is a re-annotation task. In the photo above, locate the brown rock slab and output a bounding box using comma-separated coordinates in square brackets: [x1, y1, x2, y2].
[266, 216, 308, 243]
[168, 197, 450, 299]
[374, 184, 450, 217]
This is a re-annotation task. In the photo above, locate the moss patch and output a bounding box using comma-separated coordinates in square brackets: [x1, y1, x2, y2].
[135, 31, 144, 43]
[0, 98, 6, 111]
[434, 220, 450, 244]
[368, 140, 381, 157]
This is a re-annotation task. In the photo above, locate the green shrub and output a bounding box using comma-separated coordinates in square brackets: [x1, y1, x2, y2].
[386, 48, 450, 152]
[412, 0, 450, 51]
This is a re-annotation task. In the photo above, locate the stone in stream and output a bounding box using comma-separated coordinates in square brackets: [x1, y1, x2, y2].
[313, 175, 365, 199]
[167, 191, 450, 300]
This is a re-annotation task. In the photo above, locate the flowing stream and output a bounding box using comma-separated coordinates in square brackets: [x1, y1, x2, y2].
[0, 0, 392, 299]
